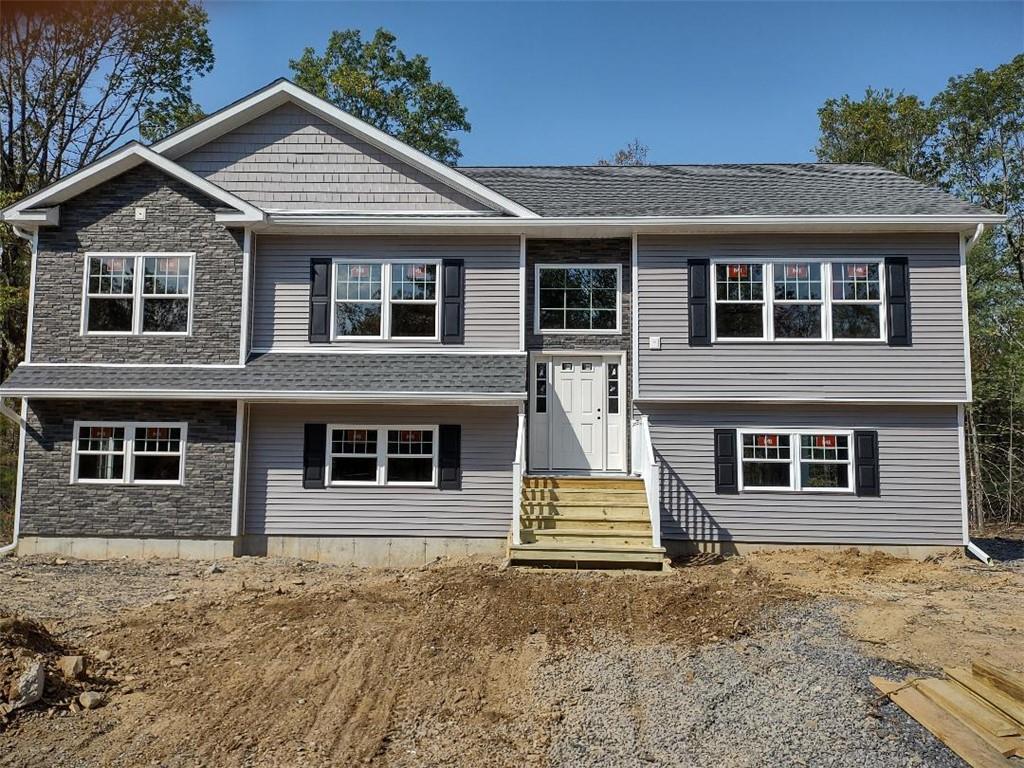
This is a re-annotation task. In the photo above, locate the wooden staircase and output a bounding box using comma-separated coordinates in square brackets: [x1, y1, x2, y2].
[507, 476, 666, 569]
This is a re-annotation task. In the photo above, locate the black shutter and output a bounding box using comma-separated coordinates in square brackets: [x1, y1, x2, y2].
[688, 259, 711, 347]
[308, 258, 331, 343]
[441, 259, 465, 344]
[438, 424, 462, 490]
[714, 428, 738, 494]
[854, 430, 880, 497]
[303, 423, 327, 489]
[885, 257, 911, 347]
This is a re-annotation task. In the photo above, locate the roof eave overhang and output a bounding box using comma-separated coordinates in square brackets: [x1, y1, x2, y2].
[1, 143, 266, 227]
[151, 80, 539, 220]
[257, 213, 1006, 237]
[0, 387, 526, 404]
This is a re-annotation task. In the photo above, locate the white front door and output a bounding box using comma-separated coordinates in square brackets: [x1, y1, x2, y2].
[551, 357, 605, 471]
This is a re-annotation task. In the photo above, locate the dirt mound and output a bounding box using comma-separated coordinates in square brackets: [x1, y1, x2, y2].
[0, 610, 112, 730]
[0, 560, 797, 767]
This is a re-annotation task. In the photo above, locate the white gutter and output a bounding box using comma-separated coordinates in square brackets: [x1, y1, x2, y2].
[966, 540, 993, 566]
[0, 400, 27, 555]
[0, 388, 528, 403]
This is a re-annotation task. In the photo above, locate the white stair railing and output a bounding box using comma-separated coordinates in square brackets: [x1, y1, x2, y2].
[633, 415, 661, 548]
[511, 411, 526, 546]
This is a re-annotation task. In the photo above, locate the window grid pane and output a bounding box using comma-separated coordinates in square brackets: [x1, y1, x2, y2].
[799, 434, 850, 462]
[716, 263, 763, 302]
[391, 263, 437, 301]
[143, 256, 190, 296]
[331, 429, 378, 456]
[133, 426, 182, 454]
[774, 262, 822, 301]
[832, 262, 881, 302]
[387, 429, 433, 456]
[77, 426, 126, 453]
[741, 433, 791, 461]
[335, 263, 382, 301]
[88, 257, 134, 296]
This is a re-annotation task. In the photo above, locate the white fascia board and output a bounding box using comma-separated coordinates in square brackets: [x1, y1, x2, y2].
[0, 388, 528, 404]
[633, 396, 969, 405]
[260, 212, 1005, 236]
[2, 143, 264, 224]
[151, 79, 538, 219]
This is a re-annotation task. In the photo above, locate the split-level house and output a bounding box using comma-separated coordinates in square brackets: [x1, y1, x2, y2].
[0, 80, 1002, 567]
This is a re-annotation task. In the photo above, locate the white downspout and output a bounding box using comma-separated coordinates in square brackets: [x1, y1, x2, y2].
[961, 223, 991, 565]
[0, 226, 36, 556]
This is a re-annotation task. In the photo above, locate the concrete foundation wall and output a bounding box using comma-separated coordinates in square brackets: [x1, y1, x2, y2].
[663, 539, 960, 561]
[16, 536, 234, 560]
[238, 535, 506, 567]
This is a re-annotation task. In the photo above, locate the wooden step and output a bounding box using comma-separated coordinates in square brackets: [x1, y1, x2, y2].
[522, 487, 648, 501]
[521, 508, 650, 522]
[508, 542, 666, 567]
[523, 476, 644, 490]
[522, 516, 652, 531]
[523, 528, 654, 547]
[521, 501, 649, 513]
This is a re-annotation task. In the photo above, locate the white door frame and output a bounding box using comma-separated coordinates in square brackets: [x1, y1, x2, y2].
[528, 350, 628, 475]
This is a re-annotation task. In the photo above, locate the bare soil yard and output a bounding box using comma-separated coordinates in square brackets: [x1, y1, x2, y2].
[1, 543, 1021, 767]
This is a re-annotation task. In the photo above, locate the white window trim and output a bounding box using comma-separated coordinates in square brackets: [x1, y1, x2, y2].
[710, 258, 886, 343]
[737, 428, 855, 494]
[81, 252, 195, 337]
[534, 263, 622, 335]
[330, 258, 442, 342]
[71, 420, 187, 486]
[326, 424, 438, 487]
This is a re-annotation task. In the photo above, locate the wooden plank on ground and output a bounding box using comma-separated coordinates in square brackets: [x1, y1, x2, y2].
[948, 668, 1024, 727]
[973, 661, 1024, 705]
[915, 680, 1024, 757]
[917, 678, 1021, 737]
[871, 676, 1014, 768]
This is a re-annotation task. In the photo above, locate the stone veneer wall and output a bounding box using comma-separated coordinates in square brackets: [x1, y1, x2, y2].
[20, 400, 236, 538]
[31, 164, 244, 364]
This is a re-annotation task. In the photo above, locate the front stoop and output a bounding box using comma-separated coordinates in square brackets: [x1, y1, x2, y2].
[508, 476, 665, 569]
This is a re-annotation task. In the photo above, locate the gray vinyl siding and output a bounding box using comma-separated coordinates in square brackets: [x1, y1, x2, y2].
[643, 403, 964, 546]
[243, 404, 517, 537]
[636, 233, 967, 401]
[177, 102, 491, 212]
[251, 235, 521, 350]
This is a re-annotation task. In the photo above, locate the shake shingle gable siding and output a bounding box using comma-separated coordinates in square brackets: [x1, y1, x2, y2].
[0, 353, 527, 397]
[177, 102, 493, 212]
[459, 164, 991, 218]
[30, 164, 244, 365]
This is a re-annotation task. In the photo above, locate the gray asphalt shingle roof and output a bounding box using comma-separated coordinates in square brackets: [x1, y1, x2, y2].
[458, 164, 992, 218]
[0, 353, 527, 398]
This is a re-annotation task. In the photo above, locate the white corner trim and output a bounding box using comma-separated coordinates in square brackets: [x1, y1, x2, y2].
[3, 399, 28, 554]
[959, 227, 980, 402]
[2, 143, 264, 224]
[630, 232, 640, 401]
[24, 229, 39, 363]
[518, 235, 526, 352]
[240, 229, 253, 366]
[957, 404, 970, 545]
[151, 79, 538, 219]
[230, 400, 245, 537]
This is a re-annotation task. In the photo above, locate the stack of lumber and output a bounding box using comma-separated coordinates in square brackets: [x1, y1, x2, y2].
[872, 660, 1024, 767]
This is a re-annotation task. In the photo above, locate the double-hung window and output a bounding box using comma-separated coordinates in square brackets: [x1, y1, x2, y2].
[332, 260, 439, 340]
[712, 259, 885, 342]
[84, 253, 193, 335]
[73, 422, 186, 484]
[327, 425, 437, 486]
[738, 429, 854, 492]
[536, 265, 621, 333]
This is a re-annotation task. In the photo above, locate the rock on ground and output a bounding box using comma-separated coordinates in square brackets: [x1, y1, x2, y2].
[6, 661, 45, 712]
[534, 603, 967, 768]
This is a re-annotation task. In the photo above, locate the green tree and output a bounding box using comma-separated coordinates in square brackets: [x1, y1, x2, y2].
[290, 28, 470, 165]
[816, 87, 942, 183]
[815, 57, 1024, 531]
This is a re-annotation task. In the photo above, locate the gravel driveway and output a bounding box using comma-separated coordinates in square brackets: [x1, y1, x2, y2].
[535, 602, 966, 768]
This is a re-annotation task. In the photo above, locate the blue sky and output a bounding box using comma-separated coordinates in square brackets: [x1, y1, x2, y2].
[196, 1, 1023, 166]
